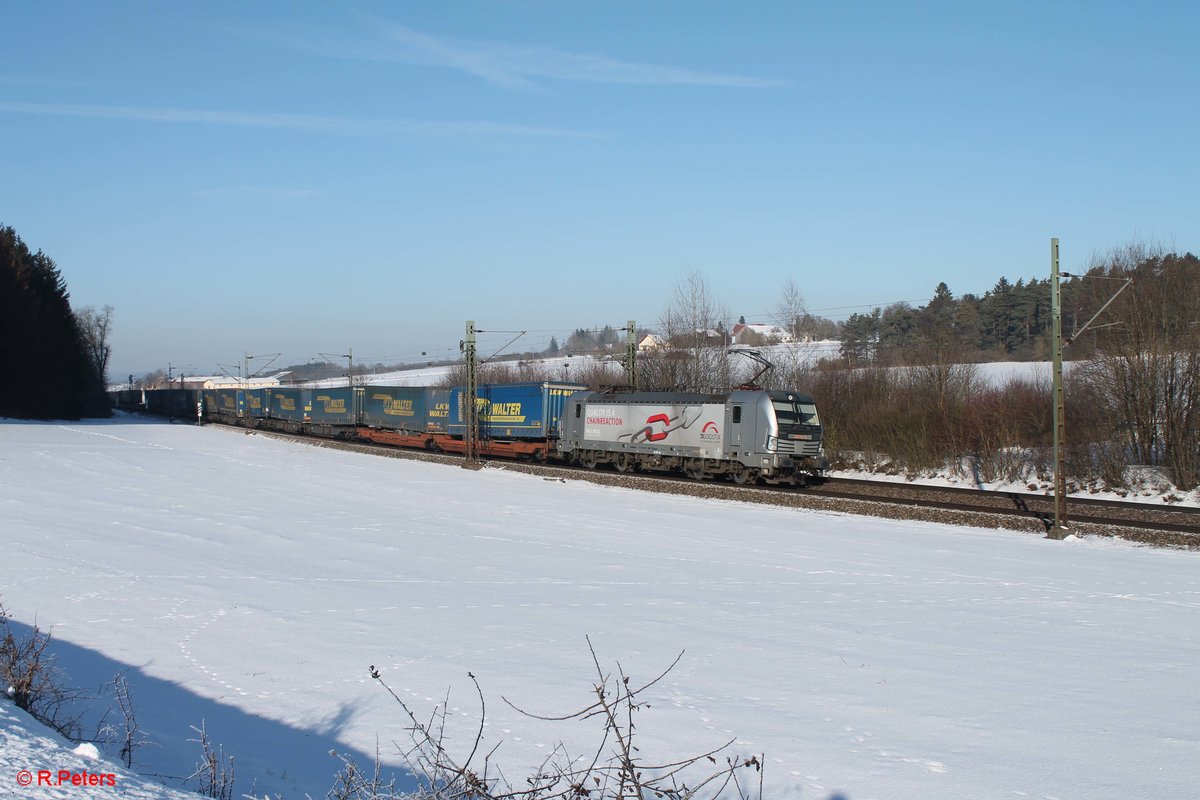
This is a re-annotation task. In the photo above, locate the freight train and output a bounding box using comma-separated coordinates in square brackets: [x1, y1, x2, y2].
[116, 382, 828, 485]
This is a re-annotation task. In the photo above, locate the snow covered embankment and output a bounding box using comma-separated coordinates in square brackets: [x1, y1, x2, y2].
[0, 698, 198, 800]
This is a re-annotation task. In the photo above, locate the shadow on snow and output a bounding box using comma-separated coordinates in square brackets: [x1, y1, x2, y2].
[7, 618, 419, 798]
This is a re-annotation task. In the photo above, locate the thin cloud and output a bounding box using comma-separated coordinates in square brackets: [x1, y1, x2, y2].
[0, 100, 599, 138]
[243, 19, 786, 91]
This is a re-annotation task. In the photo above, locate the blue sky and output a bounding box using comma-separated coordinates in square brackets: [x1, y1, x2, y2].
[3, 1, 1197, 379]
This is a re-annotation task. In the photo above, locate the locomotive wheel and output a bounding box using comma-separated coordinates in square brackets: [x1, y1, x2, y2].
[580, 452, 599, 470]
[684, 460, 707, 480]
[731, 465, 757, 485]
[613, 453, 634, 472]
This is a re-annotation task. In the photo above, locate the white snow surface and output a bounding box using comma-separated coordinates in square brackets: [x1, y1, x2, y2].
[0, 699, 199, 799]
[2, 418, 1198, 799]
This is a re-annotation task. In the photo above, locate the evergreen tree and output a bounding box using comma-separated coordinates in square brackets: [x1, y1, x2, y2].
[839, 308, 882, 364]
[878, 302, 919, 357]
[914, 283, 958, 359]
[0, 225, 109, 419]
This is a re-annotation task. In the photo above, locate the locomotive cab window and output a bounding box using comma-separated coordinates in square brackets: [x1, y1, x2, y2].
[732, 406, 742, 424]
[575, 403, 581, 418]
[772, 398, 819, 433]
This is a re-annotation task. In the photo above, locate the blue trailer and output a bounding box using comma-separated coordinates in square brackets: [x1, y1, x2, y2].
[447, 382, 585, 440]
[245, 388, 271, 420]
[356, 386, 450, 448]
[206, 388, 270, 427]
[212, 388, 243, 421]
[309, 388, 359, 437]
[144, 389, 200, 420]
[360, 386, 433, 433]
[268, 388, 308, 431]
[358, 386, 451, 433]
[111, 389, 143, 412]
[201, 389, 220, 419]
[425, 388, 451, 433]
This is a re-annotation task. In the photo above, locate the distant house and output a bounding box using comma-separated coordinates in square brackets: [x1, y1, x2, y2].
[637, 334, 665, 351]
[730, 323, 794, 345]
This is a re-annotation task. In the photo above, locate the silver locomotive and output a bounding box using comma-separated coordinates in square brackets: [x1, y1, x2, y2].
[557, 390, 828, 485]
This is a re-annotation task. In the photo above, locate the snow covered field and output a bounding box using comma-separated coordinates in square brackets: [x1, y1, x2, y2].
[2, 418, 1198, 800]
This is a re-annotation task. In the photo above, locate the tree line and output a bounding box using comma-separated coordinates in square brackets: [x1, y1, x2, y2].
[837, 250, 1199, 368]
[1, 225, 111, 419]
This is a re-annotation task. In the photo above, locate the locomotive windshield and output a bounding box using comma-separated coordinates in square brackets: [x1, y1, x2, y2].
[771, 398, 820, 432]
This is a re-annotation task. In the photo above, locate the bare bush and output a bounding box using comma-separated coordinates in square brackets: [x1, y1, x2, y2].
[347, 642, 763, 800]
[955, 378, 1049, 483]
[1070, 246, 1200, 489]
[0, 600, 86, 740]
[112, 672, 147, 768]
[807, 362, 1057, 483]
[328, 740, 401, 800]
[439, 361, 555, 388]
[188, 721, 236, 800]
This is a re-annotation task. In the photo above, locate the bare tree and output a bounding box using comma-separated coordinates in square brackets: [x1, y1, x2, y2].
[140, 368, 167, 389]
[774, 279, 806, 342]
[76, 305, 114, 385]
[650, 271, 730, 391]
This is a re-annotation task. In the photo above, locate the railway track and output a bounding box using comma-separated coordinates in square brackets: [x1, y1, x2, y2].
[811, 477, 1200, 540]
[217, 424, 1200, 549]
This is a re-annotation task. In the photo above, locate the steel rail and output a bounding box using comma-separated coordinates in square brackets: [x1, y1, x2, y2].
[206, 421, 1200, 546]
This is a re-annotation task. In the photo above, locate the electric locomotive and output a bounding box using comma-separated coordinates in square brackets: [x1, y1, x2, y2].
[557, 389, 827, 485]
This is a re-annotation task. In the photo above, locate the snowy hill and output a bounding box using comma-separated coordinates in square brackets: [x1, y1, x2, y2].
[1, 418, 1198, 799]
[301, 339, 1060, 392]
[0, 699, 199, 799]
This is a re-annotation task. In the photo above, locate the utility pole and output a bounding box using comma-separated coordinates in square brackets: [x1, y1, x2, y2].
[1050, 239, 1069, 538]
[240, 351, 279, 433]
[463, 320, 480, 467]
[624, 319, 637, 389]
[243, 352, 252, 434]
[321, 349, 355, 386]
[1048, 239, 1133, 539]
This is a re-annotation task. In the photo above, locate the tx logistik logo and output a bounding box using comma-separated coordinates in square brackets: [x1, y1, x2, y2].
[700, 421, 721, 441]
[16, 769, 117, 788]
